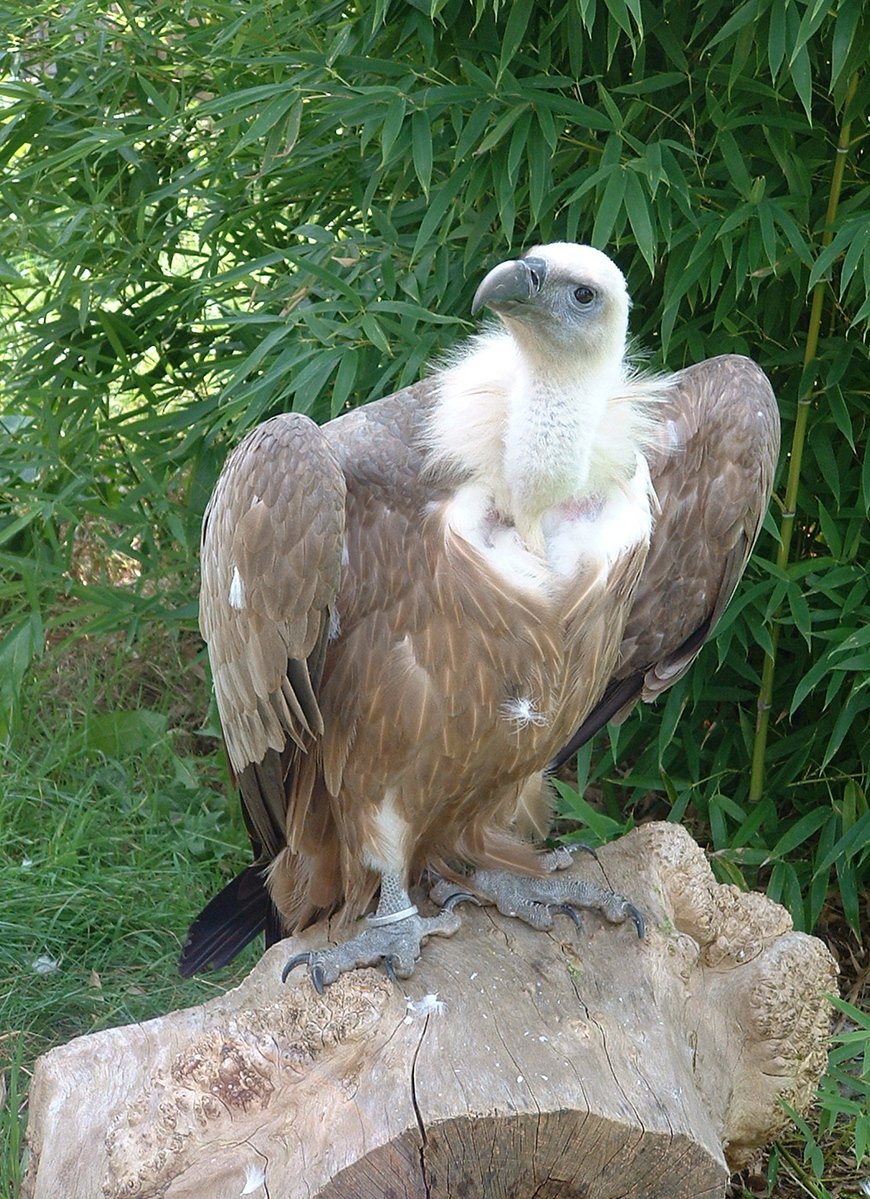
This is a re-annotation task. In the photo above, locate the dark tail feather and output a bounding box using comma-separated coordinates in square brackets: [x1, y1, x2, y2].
[551, 615, 718, 774]
[179, 864, 279, 977]
[548, 673, 645, 773]
[265, 896, 283, 948]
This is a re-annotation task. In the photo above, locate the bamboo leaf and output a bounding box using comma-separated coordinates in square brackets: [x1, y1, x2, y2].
[718, 129, 753, 200]
[575, 0, 597, 36]
[528, 134, 551, 227]
[497, 0, 535, 82]
[591, 168, 626, 248]
[235, 90, 301, 153]
[331, 349, 359, 416]
[411, 109, 433, 197]
[474, 104, 526, 156]
[452, 100, 495, 162]
[601, 0, 636, 39]
[706, 0, 760, 49]
[787, 583, 813, 648]
[789, 0, 831, 68]
[624, 169, 656, 272]
[789, 42, 815, 122]
[757, 200, 779, 268]
[829, 388, 853, 450]
[412, 163, 470, 261]
[507, 108, 532, 185]
[813, 811, 870, 876]
[835, 853, 860, 933]
[830, 0, 862, 90]
[380, 95, 408, 163]
[767, 0, 788, 81]
[552, 780, 624, 842]
[791, 651, 835, 714]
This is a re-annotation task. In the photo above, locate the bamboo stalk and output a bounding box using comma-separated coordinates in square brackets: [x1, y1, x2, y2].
[748, 74, 860, 801]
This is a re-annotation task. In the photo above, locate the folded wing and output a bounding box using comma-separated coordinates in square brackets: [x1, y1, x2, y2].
[180, 413, 346, 974]
[551, 354, 780, 769]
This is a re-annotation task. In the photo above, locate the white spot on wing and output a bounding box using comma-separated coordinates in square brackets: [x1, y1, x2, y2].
[501, 696, 549, 729]
[328, 606, 341, 641]
[229, 565, 246, 610]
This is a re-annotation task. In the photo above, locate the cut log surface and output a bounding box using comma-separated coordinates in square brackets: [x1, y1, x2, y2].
[22, 823, 837, 1199]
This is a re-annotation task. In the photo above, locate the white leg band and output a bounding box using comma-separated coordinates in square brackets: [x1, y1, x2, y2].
[367, 904, 419, 927]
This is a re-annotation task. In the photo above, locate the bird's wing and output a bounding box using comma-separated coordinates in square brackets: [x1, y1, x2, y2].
[199, 412, 346, 860]
[181, 385, 442, 975]
[551, 354, 780, 769]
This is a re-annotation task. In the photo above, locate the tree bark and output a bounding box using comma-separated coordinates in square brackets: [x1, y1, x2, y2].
[21, 822, 837, 1199]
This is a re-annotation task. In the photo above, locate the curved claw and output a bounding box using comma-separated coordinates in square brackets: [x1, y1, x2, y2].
[552, 903, 583, 930]
[571, 842, 599, 861]
[281, 952, 313, 984]
[626, 903, 645, 940]
[441, 890, 482, 913]
[383, 955, 400, 986]
[311, 963, 326, 994]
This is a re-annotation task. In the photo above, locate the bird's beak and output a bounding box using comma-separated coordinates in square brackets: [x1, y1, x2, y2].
[471, 256, 548, 316]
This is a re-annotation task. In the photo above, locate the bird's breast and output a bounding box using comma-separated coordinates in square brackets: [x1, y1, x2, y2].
[440, 452, 654, 605]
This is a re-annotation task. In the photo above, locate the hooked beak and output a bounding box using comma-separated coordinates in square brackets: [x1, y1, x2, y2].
[471, 256, 548, 316]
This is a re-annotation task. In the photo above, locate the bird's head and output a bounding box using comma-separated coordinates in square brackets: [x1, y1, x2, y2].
[471, 243, 630, 368]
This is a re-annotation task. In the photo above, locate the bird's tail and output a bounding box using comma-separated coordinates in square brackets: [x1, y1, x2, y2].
[178, 864, 282, 977]
[547, 671, 645, 772]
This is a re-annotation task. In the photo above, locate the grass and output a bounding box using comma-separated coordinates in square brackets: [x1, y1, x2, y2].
[0, 629, 260, 1196]
[1, 627, 867, 1197]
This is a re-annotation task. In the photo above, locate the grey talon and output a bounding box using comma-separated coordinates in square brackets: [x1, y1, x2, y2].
[282, 951, 312, 983]
[442, 890, 481, 912]
[553, 903, 583, 929]
[274, 903, 460, 991]
[627, 904, 645, 939]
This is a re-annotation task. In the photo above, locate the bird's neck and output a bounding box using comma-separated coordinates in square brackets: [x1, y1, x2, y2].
[428, 331, 645, 553]
[501, 355, 625, 534]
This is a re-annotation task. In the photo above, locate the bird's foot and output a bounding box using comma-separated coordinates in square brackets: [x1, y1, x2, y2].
[539, 843, 598, 870]
[431, 853, 644, 939]
[282, 906, 461, 993]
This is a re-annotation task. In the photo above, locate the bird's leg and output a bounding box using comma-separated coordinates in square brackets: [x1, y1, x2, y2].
[282, 871, 461, 993]
[430, 846, 644, 939]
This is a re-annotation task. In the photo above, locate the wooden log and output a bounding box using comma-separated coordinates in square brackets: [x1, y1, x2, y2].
[21, 822, 837, 1199]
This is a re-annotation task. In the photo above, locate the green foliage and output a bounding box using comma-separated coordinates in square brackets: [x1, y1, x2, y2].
[0, 0, 867, 1185]
[819, 996, 870, 1168]
[0, 636, 259, 1195]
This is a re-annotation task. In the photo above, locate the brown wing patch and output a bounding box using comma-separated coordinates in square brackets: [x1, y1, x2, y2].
[627, 354, 779, 700]
[551, 355, 780, 766]
[200, 412, 346, 857]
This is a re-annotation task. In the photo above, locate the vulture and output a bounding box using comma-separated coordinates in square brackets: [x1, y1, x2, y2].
[179, 243, 780, 990]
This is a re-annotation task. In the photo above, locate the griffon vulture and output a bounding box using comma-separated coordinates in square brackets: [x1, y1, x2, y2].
[180, 243, 779, 990]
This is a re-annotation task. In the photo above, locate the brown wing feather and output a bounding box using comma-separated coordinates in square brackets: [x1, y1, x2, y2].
[200, 412, 346, 858]
[551, 354, 780, 768]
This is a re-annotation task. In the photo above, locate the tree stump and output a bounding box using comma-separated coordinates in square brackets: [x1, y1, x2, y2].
[21, 823, 837, 1199]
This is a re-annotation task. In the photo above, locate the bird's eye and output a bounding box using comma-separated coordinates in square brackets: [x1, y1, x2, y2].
[573, 285, 596, 305]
